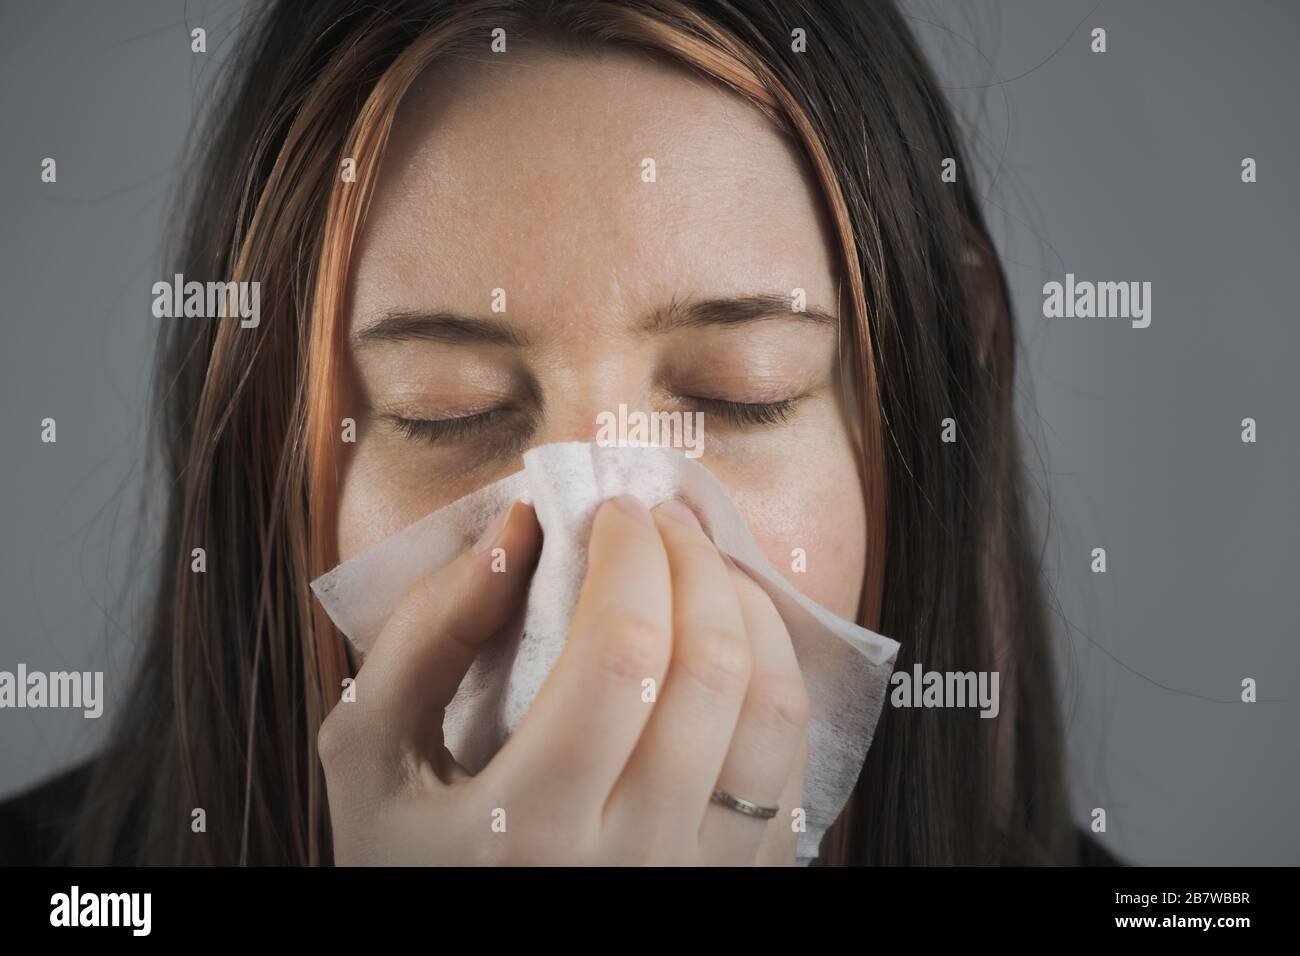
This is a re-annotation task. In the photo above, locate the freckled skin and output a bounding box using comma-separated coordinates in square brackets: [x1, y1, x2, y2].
[337, 45, 875, 625]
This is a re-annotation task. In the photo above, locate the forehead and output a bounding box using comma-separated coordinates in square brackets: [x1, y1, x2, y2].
[349, 43, 838, 331]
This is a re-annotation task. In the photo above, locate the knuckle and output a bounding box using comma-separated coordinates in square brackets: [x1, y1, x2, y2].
[678, 626, 752, 697]
[316, 708, 355, 766]
[748, 671, 811, 734]
[389, 577, 440, 635]
[595, 614, 670, 683]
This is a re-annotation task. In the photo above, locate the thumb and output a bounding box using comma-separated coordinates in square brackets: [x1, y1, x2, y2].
[351, 500, 541, 763]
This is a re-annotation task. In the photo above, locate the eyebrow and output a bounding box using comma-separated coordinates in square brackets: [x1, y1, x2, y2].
[637, 293, 838, 335]
[352, 310, 531, 348]
[351, 293, 836, 348]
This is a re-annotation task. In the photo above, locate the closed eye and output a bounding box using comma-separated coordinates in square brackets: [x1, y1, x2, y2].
[382, 406, 525, 444]
[682, 395, 800, 427]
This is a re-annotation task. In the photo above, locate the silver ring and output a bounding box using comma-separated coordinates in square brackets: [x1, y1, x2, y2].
[711, 788, 778, 819]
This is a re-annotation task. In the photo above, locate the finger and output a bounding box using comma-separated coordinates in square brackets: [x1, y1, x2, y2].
[331, 500, 541, 781]
[603, 499, 750, 844]
[486, 495, 672, 816]
[753, 727, 807, 866]
[699, 560, 808, 864]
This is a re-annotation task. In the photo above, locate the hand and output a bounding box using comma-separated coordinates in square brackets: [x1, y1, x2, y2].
[318, 495, 810, 865]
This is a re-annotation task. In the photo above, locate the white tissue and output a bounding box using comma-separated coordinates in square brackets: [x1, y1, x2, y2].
[310, 441, 899, 864]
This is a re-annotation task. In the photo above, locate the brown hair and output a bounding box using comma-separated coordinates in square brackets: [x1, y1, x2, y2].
[71, 0, 1073, 865]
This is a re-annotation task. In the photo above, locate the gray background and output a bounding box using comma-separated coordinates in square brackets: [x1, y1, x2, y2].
[1, 0, 1296, 864]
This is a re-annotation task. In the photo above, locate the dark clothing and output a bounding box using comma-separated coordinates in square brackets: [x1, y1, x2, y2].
[0, 759, 95, 866]
[0, 757, 1126, 866]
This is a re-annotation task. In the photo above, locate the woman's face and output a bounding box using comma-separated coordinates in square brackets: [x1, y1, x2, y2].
[338, 45, 873, 623]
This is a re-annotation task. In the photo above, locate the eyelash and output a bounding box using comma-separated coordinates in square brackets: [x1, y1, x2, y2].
[685, 396, 799, 427]
[385, 397, 798, 446]
[384, 407, 519, 444]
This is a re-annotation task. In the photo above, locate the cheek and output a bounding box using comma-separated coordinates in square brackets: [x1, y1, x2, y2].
[716, 455, 868, 623]
[335, 439, 456, 563]
[336, 452, 399, 564]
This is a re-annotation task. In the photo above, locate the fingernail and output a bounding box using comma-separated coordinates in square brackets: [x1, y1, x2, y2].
[654, 498, 701, 531]
[610, 494, 654, 527]
[475, 501, 515, 554]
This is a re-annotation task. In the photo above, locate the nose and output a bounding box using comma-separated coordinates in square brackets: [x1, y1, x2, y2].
[527, 369, 655, 452]
[522, 337, 656, 448]
[533, 398, 655, 447]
